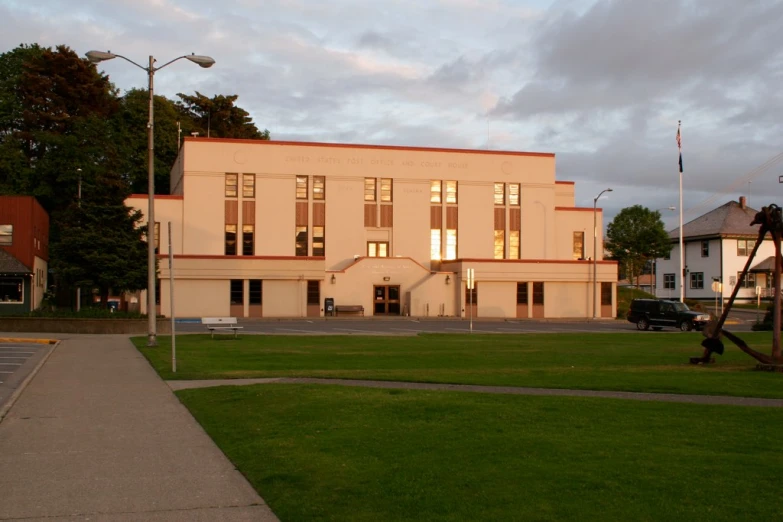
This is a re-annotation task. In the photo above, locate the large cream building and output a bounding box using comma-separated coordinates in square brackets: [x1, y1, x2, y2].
[126, 138, 617, 319]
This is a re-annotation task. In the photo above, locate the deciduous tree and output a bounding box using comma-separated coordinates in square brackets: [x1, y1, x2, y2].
[606, 205, 672, 288]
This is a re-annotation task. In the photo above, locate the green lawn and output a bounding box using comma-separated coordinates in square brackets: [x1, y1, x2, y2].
[134, 332, 783, 398]
[178, 383, 783, 522]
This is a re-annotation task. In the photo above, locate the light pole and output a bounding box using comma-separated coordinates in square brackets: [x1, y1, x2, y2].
[593, 188, 612, 319]
[86, 50, 215, 346]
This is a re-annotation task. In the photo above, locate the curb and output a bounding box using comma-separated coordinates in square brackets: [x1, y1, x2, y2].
[0, 339, 61, 423]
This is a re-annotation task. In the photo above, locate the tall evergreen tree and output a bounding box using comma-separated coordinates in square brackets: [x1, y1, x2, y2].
[176, 91, 270, 140]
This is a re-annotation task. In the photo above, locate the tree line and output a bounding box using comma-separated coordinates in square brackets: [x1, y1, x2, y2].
[0, 43, 269, 308]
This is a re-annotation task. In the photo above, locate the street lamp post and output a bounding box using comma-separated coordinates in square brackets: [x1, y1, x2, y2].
[86, 50, 215, 346]
[593, 188, 613, 319]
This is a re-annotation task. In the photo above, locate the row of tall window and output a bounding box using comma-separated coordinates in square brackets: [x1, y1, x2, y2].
[296, 176, 326, 200]
[663, 271, 770, 290]
[225, 173, 256, 198]
[494, 183, 520, 206]
[431, 180, 457, 204]
[229, 280, 321, 305]
[493, 231, 520, 260]
[365, 178, 392, 202]
[225, 225, 255, 256]
[295, 226, 325, 257]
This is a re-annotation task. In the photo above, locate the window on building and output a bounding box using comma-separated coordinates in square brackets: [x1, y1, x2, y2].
[664, 250, 671, 260]
[445, 229, 457, 260]
[307, 280, 320, 305]
[0, 277, 23, 302]
[249, 280, 262, 305]
[295, 226, 308, 256]
[516, 282, 528, 305]
[533, 282, 544, 305]
[365, 178, 376, 201]
[445, 180, 457, 204]
[701, 240, 709, 257]
[430, 229, 441, 260]
[313, 176, 325, 200]
[738, 271, 757, 289]
[242, 225, 254, 256]
[430, 180, 442, 203]
[494, 183, 505, 205]
[242, 174, 255, 198]
[509, 183, 520, 206]
[601, 282, 612, 306]
[494, 230, 505, 259]
[225, 173, 238, 197]
[230, 279, 243, 305]
[573, 231, 585, 260]
[0, 224, 13, 245]
[225, 225, 237, 255]
[664, 273, 675, 289]
[737, 239, 756, 256]
[155, 278, 160, 305]
[380, 178, 392, 202]
[465, 285, 478, 305]
[509, 230, 520, 260]
[296, 176, 308, 199]
[690, 272, 704, 289]
[154, 222, 160, 254]
[367, 241, 389, 257]
[313, 226, 325, 256]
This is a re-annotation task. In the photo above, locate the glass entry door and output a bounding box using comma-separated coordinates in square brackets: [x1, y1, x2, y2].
[373, 285, 401, 315]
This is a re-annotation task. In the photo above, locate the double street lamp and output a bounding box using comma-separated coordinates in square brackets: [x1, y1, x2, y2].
[86, 50, 215, 346]
[593, 188, 613, 319]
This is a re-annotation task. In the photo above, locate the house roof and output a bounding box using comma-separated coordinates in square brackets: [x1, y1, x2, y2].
[669, 200, 760, 240]
[750, 256, 777, 272]
[0, 249, 31, 274]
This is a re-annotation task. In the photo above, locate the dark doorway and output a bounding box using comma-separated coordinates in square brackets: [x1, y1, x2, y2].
[373, 285, 401, 315]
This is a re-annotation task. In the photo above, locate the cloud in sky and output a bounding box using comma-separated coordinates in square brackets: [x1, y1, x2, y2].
[2, 0, 782, 229]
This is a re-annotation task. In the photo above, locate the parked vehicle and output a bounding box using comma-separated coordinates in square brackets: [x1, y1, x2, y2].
[626, 299, 711, 331]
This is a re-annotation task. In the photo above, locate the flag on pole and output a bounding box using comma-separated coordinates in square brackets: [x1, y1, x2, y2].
[676, 122, 683, 173]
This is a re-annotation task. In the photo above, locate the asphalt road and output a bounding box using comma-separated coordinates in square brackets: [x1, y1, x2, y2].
[0, 341, 53, 418]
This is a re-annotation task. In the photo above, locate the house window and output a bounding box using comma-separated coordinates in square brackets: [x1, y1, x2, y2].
[737, 239, 756, 256]
[465, 285, 478, 305]
[365, 178, 376, 201]
[296, 176, 308, 199]
[573, 231, 585, 260]
[601, 282, 612, 306]
[690, 272, 704, 289]
[242, 225, 254, 256]
[738, 271, 757, 289]
[533, 282, 544, 305]
[367, 241, 389, 257]
[313, 176, 325, 200]
[249, 280, 262, 305]
[307, 280, 320, 305]
[295, 226, 308, 256]
[242, 174, 255, 198]
[225, 173, 238, 197]
[494, 183, 505, 205]
[380, 178, 392, 202]
[494, 230, 505, 259]
[664, 273, 675, 289]
[0, 277, 23, 302]
[154, 222, 160, 254]
[516, 282, 528, 305]
[313, 226, 325, 256]
[430, 180, 441, 203]
[509, 183, 520, 206]
[430, 229, 441, 260]
[0, 224, 13, 245]
[445, 180, 458, 204]
[230, 279, 243, 305]
[445, 229, 457, 260]
[225, 225, 237, 255]
[509, 230, 520, 260]
[701, 240, 709, 257]
[664, 250, 671, 260]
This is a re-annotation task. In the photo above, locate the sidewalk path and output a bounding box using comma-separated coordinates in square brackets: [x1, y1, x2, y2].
[168, 377, 783, 408]
[0, 335, 278, 521]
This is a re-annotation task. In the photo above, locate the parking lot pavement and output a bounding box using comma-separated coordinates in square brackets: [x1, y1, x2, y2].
[0, 340, 57, 420]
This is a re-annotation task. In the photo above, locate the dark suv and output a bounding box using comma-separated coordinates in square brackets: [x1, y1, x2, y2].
[626, 299, 710, 331]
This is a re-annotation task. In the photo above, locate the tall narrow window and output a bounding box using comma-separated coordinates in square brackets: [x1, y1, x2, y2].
[430, 229, 441, 260]
[380, 178, 392, 202]
[295, 226, 308, 256]
[494, 183, 505, 205]
[701, 240, 709, 257]
[0, 224, 13, 245]
[517, 282, 528, 304]
[313, 226, 325, 256]
[533, 282, 544, 305]
[445, 180, 457, 204]
[307, 280, 320, 305]
[368, 241, 389, 257]
[445, 229, 457, 260]
[230, 279, 243, 305]
[296, 176, 308, 199]
[601, 282, 612, 306]
[509, 183, 520, 206]
[249, 280, 262, 304]
[465, 285, 478, 305]
[573, 231, 585, 260]
[225, 173, 238, 197]
[365, 178, 376, 201]
[242, 225, 254, 256]
[225, 225, 237, 255]
[154, 222, 160, 254]
[430, 180, 442, 203]
[313, 176, 325, 200]
[243, 174, 255, 198]
[494, 230, 505, 259]
[509, 230, 520, 260]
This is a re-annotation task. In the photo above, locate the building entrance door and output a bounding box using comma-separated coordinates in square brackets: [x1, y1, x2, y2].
[373, 285, 401, 315]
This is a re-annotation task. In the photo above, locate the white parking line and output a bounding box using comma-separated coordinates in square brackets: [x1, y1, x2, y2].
[276, 328, 319, 333]
[0, 371, 13, 374]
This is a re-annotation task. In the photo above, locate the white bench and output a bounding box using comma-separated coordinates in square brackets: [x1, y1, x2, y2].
[201, 317, 243, 338]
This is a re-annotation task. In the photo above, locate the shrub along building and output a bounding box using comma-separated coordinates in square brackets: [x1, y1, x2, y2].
[126, 138, 617, 319]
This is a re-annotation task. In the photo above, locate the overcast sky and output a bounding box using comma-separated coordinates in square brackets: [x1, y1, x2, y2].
[2, 0, 782, 230]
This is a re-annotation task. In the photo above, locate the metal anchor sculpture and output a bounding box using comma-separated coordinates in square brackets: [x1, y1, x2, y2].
[695, 204, 783, 365]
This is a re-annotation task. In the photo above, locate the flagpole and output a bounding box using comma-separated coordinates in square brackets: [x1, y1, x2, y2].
[678, 120, 684, 302]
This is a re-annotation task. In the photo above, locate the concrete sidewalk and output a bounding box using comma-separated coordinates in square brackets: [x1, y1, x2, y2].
[0, 334, 279, 521]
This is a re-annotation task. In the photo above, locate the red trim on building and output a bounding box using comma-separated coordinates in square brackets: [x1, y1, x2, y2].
[555, 181, 575, 185]
[159, 254, 325, 261]
[446, 258, 617, 265]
